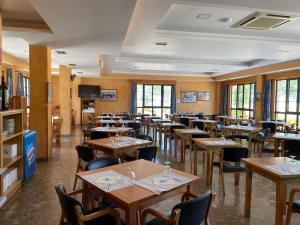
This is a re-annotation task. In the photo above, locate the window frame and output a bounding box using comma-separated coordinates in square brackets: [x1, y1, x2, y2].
[136, 84, 172, 117]
[230, 83, 255, 119]
[275, 78, 300, 127]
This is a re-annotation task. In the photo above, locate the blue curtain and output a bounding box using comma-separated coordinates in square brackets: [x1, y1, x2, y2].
[262, 80, 272, 121]
[220, 84, 228, 115]
[6, 69, 13, 98]
[253, 82, 257, 119]
[130, 83, 137, 114]
[17, 73, 24, 96]
[171, 84, 176, 114]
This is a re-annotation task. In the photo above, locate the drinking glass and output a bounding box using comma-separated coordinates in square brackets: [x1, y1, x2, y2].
[195, 126, 199, 130]
[128, 167, 136, 180]
[164, 161, 171, 174]
[106, 123, 109, 127]
[290, 155, 296, 163]
[220, 135, 226, 143]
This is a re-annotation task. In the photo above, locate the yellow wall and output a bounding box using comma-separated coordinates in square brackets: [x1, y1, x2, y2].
[71, 76, 81, 125]
[80, 78, 217, 115]
[176, 81, 216, 114]
[80, 78, 131, 114]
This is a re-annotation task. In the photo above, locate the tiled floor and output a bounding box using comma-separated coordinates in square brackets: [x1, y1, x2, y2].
[0, 127, 300, 225]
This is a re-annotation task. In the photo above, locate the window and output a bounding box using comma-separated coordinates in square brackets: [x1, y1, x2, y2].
[23, 76, 30, 107]
[230, 83, 255, 118]
[275, 79, 300, 127]
[136, 84, 172, 117]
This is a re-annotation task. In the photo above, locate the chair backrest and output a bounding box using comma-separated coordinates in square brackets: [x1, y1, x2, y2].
[173, 190, 212, 225]
[191, 121, 205, 130]
[179, 118, 189, 127]
[222, 147, 249, 162]
[138, 145, 157, 161]
[55, 184, 83, 225]
[262, 122, 276, 133]
[210, 114, 217, 120]
[257, 128, 270, 142]
[136, 134, 153, 142]
[75, 145, 94, 162]
[284, 140, 300, 157]
[85, 157, 119, 171]
[127, 122, 141, 130]
[192, 133, 210, 139]
[90, 131, 109, 140]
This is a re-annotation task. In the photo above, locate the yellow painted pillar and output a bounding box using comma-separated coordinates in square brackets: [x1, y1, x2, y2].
[255, 75, 265, 122]
[71, 76, 81, 125]
[29, 45, 52, 160]
[59, 65, 72, 134]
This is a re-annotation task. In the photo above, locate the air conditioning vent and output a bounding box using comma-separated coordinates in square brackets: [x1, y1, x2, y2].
[232, 12, 298, 30]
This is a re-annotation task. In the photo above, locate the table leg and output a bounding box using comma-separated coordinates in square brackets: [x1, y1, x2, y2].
[274, 139, 280, 157]
[159, 126, 162, 148]
[125, 207, 138, 225]
[174, 133, 178, 159]
[244, 166, 253, 217]
[205, 150, 211, 185]
[275, 181, 285, 225]
[153, 124, 156, 142]
[164, 128, 167, 151]
[180, 136, 185, 163]
[169, 129, 172, 152]
[193, 144, 198, 175]
[183, 136, 186, 162]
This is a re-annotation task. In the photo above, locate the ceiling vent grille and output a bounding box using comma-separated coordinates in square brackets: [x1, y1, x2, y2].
[232, 12, 298, 30]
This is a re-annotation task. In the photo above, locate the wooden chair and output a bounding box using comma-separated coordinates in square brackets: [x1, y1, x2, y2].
[53, 117, 63, 144]
[211, 147, 248, 196]
[142, 190, 213, 225]
[55, 184, 121, 225]
[285, 188, 300, 225]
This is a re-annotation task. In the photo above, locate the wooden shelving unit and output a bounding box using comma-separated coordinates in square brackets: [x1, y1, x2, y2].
[0, 110, 23, 206]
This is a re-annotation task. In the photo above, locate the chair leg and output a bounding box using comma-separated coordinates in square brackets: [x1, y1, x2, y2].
[234, 172, 240, 185]
[220, 169, 225, 196]
[285, 201, 294, 225]
[73, 165, 80, 190]
[190, 144, 193, 173]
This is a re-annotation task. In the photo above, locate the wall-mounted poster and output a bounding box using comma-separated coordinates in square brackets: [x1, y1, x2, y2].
[181, 91, 197, 103]
[100, 89, 118, 101]
[197, 92, 210, 101]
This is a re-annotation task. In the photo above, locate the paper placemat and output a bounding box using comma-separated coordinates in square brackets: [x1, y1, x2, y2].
[82, 170, 133, 192]
[135, 172, 192, 195]
[264, 164, 300, 175]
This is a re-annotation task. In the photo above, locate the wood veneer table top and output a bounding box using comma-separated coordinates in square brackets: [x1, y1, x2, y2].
[152, 119, 171, 123]
[90, 127, 133, 133]
[258, 121, 287, 125]
[96, 120, 135, 124]
[159, 122, 185, 127]
[216, 116, 252, 121]
[77, 159, 199, 205]
[85, 136, 151, 150]
[223, 125, 261, 132]
[174, 129, 208, 135]
[190, 119, 217, 124]
[192, 138, 241, 148]
[273, 132, 300, 140]
[242, 157, 300, 179]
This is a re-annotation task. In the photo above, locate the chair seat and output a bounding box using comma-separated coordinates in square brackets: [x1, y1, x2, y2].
[146, 212, 172, 225]
[213, 161, 246, 172]
[293, 200, 300, 213]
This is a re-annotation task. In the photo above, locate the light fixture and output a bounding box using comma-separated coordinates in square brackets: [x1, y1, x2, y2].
[56, 50, 67, 55]
[155, 41, 168, 46]
[77, 71, 83, 74]
[133, 66, 140, 69]
[196, 13, 211, 19]
[276, 49, 290, 53]
[68, 63, 77, 67]
[218, 17, 233, 23]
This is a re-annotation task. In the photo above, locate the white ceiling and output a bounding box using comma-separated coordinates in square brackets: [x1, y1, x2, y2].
[2, 0, 300, 77]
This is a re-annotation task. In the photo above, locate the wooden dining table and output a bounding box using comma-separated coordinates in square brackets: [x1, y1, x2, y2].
[192, 138, 241, 185]
[77, 159, 200, 225]
[95, 120, 135, 127]
[216, 116, 252, 125]
[173, 128, 208, 163]
[273, 132, 300, 157]
[189, 119, 217, 136]
[242, 157, 300, 225]
[85, 136, 151, 158]
[152, 118, 171, 143]
[90, 126, 133, 136]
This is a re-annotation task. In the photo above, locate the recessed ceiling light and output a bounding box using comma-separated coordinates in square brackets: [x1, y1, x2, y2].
[219, 17, 233, 23]
[77, 71, 83, 74]
[196, 13, 211, 19]
[276, 49, 290, 53]
[68, 64, 77, 67]
[155, 41, 168, 46]
[56, 50, 67, 55]
[133, 66, 140, 69]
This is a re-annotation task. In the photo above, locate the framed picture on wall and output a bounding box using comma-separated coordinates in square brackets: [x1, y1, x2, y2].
[197, 92, 210, 101]
[181, 91, 197, 103]
[100, 89, 118, 101]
